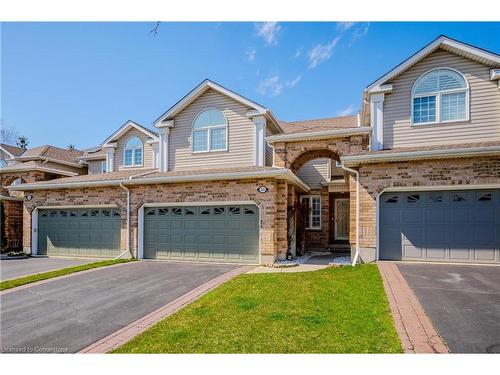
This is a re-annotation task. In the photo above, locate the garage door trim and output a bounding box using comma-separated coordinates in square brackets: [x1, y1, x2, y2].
[376, 184, 500, 261]
[138, 200, 261, 263]
[32, 204, 119, 256]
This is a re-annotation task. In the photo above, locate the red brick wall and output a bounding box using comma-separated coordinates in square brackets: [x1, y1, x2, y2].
[22, 178, 284, 263]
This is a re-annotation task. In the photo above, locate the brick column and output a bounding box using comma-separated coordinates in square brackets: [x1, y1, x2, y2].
[274, 180, 288, 260]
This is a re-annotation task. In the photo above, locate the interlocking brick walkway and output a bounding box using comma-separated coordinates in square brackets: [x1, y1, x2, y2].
[378, 262, 449, 354]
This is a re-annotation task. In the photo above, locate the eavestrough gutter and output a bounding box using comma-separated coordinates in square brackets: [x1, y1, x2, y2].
[341, 145, 500, 166]
[6, 168, 310, 193]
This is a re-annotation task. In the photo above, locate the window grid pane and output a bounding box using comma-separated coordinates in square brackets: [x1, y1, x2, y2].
[413, 95, 436, 124]
[311, 197, 321, 229]
[210, 128, 226, 151]
[441, 92, 466, 122]
[134, 148, 142, 165]
[193, 130, 208, 152]
[124, 150, 133, 166]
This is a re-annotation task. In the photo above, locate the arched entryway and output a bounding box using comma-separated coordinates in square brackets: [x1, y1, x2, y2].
[288, 149, 351, 257]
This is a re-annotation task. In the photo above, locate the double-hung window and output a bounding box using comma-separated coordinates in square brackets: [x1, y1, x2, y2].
[301, 196, 321, 230]
[124, 136, 143, 167]
[192, 108, 228, 152]
[101, 160, 107, 173]
[411, 68, 469, 125]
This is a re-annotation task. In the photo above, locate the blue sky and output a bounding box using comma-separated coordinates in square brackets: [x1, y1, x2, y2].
[1, 22, 499, 149]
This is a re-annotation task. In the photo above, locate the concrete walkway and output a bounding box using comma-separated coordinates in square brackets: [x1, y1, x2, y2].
[378, 262, 448, 353]
[248, 253, 349, 274]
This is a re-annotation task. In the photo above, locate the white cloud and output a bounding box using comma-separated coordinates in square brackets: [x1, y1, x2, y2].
[337, 22, 355, 32]
[292, 47, 302, 59]
[308, 37, 340, 69]
[351, 23, 370, 42]
[337, 104, 356, 117]
[257, 76, 283, 97]
[286, 74, 302, 88]
[245, 47, 256, 62]
[255, 22, 281, 46]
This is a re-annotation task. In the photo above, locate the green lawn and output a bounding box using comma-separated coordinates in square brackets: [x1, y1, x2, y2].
[114, 264, 402, 354]
[0, 258, 134, 291]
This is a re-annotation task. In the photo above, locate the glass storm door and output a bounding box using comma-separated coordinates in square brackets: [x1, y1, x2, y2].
[334, 199, 349, 240]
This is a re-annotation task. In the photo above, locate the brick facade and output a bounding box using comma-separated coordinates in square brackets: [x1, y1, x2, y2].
[22, 178, 286, 264]
[349, 156, 500, 261]
[273, 135, 367, 170]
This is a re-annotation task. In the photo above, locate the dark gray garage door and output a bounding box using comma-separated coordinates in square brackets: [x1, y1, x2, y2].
[38, 208, 121, 258]
[144, 204, 259, 264]
[380, 189, 500, 263]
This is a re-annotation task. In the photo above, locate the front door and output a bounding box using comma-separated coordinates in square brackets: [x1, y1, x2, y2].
[334, 198, 349, 240]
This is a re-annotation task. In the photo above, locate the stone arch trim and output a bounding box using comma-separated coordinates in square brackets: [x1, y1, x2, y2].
[273, 136, 365, 170]
[289, 148, 341, 174]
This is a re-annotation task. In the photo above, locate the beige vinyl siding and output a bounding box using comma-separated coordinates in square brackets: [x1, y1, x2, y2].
[115, 128, 154, 171]
[383, 49, 500, 148]
[265, 126, 274, 166]
[169, 89, 256, 171]
[88, 160, 105, 174]
[297, 158, 330, 189]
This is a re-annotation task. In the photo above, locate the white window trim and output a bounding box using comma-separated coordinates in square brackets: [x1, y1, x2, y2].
[123, 136, 144, 168]
[411, 67, 470, 126]
[191, 108, 229, 154]
[301, 195, 322, 230]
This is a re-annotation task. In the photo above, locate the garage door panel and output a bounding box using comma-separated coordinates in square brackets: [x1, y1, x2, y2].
[474, 249, 496, 261]
[38, 208, 121, 257]
[403, 245, 424, 259]
[426, 247, 447, 260]
[380, 189, 500, 264]
[144, 204, 259, 264]
[450, 248, 471, 261]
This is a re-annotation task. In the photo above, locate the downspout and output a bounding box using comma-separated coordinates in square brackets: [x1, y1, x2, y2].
[336, 161, 360, 266]
[115, 169, 158, 260]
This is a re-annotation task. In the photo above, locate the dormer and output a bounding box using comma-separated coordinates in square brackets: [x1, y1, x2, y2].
[361, 35, 500, 150]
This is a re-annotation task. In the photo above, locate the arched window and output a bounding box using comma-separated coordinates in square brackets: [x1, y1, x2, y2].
[11, 178, 23, 186]
[412, 68, 469, 125]
[192, 108, 228, 152]
[124, 136, 143, 167]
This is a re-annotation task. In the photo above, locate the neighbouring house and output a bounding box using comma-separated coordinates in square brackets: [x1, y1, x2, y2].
[0, 144, 87, 251]
[8, 35, 500, 265]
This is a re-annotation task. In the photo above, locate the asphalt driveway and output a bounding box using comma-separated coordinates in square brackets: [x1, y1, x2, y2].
[397, 263, 500, 353]
[0, 261, 239, 353]
[0, 257, 100, 281]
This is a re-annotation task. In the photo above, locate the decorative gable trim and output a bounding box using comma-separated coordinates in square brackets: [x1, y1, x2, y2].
[366, 35, 500, 93]
[102, 120, 159, 146]
[153, 79, 282, 131]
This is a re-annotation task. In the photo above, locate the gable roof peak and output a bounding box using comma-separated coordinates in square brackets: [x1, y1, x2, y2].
[153, 79, 281, 131]
[366, 35, 500, 92]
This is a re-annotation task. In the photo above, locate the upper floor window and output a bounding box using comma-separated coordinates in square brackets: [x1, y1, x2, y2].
[0, 159, 7, 168]
[101, 160, 107, 173]
[192, 108, 228, 153]
[124, 136, 143, 167]
[411, 68, 469, 125]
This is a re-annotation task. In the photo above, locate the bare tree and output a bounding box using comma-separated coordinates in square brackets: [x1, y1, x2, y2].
[16, 136, 29, 150]
[150, 22, 161, 36]
[0, 125, 19, 145]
